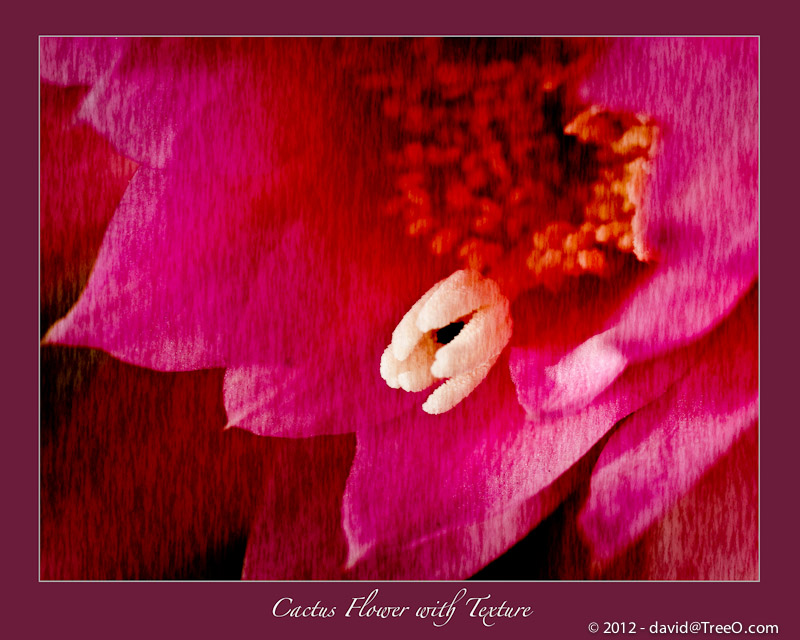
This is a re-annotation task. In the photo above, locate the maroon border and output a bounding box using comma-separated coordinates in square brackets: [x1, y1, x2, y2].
[14, 1, 795, 638]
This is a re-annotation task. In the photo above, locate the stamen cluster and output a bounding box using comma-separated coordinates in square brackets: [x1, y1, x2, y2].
[359, 43, 657, 293]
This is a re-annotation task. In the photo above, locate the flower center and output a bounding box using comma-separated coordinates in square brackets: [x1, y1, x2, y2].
[358, 39, 658, 295]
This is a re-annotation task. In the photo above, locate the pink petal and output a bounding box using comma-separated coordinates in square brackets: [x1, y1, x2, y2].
[342, 327, 711, 576]
[74, 38, 241, 169]
[515, 38, 758, 416]
[44, 167, 256, 370]
[46, 160, 447, 430]
[625, 425, 758, 580]
[40, 83, 137, 330]
[507, 271, 648, 416]
[581, 37, 758, 358]
[578, 288, 758, 561]
[223, 361, 419, 438]
[40, 37, 124, 87]
[40, 166, 371, 370]
[45, 39, 454, 433]
[71, 39, 382, 174]
[346, 476, 575, 580]
[533, 331, 627, 415]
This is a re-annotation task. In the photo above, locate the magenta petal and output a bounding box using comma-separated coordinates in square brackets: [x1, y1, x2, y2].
[40, 82, 139, 331]
[71, 39, 361, 175]
[46, 156, 442, 428]
[41, 165, 346, 370]
[626, 425, 758, 580]
[578, 290, 758, 561]
[223, 361, 419, 438]
[347, 480, 572, 580]
[518, 258, 755, 416]
[608, 256, 756, 362]
[224, 365, 340, 437]
[40, 37, 124, 87]
[73, 39, 287, 170]
[74, 39, 223, 168]
[342, 363, 532, 578]
[516, 38, 758, 416]
[582, 37, 758, 359]
[44, 167, 236, 369]
[42, 161, 339, 370]
[512, 332, 628, 416]
[342, 333, 706, 576]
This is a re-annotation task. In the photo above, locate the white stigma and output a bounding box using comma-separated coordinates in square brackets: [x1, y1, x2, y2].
[380, 269, 513, 414]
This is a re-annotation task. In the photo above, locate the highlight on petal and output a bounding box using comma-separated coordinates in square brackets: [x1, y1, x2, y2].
[223, 366, 352, 438]
[537, 332, 628, 415]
